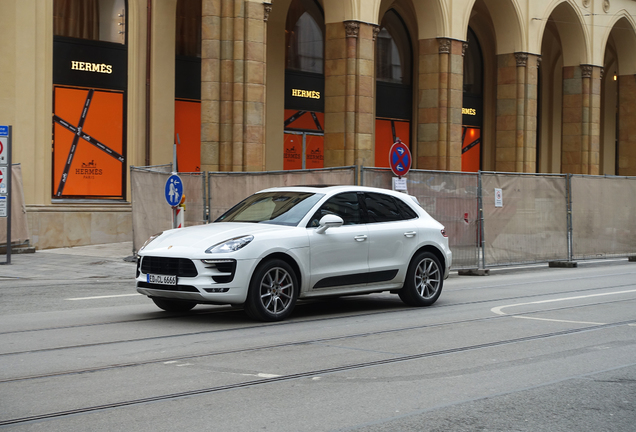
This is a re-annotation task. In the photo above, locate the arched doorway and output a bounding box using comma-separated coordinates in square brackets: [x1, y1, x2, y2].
[283, 0, 325, 170]
[52, 0, 127, 199]
[601, 17, 636, 176]
[462, 27, 484, 172]
[174, 0, 202, 173]
[375, 9, 413, 168]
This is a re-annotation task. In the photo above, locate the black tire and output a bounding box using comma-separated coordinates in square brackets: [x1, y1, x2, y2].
[399, 251, 443, 307]
[152, 297, 197, 312]
[244, 259, 298, 321]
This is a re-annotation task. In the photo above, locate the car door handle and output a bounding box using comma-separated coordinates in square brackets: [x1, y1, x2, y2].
[354, 235, 368, 242]
[404, 231, 417, 238]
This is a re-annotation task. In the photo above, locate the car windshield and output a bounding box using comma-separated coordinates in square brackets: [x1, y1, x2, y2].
[215, 192, 324, 226]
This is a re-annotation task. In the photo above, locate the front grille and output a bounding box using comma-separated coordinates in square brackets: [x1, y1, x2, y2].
[137, 282, 200, 292]
[141, 256, 198, 277]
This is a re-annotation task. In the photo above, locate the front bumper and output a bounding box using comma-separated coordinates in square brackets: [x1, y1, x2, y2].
[136, 255, 257, 304]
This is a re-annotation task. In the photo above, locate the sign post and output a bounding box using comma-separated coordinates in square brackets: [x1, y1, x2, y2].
[0, 125, 12, 264]
[389, 138, 411, 192]
[165, 174, 184, 229]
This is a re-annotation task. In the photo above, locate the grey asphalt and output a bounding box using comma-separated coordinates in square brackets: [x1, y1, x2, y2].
[0, 242, 136, 281]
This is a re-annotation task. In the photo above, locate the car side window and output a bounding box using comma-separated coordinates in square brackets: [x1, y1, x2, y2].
[364, 192, 404, 223]
[308, 192, 362, 227]
[395, 198, 418, 220]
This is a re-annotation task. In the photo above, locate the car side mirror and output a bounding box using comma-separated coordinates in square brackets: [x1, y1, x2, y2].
[316, 214, 344, 234]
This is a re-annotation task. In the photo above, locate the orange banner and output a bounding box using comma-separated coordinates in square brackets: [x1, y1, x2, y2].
[375, 119, 410, 168]
[175, 100, 201, 172]
[53, 86, 124, 198]
[283, 134, 303, 170]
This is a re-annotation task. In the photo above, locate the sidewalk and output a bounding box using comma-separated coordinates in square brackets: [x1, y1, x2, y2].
[0, 242, 136, 281]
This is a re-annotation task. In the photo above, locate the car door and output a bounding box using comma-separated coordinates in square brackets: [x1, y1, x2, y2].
[364, 192, 419, 287]
[307, 192, 369, 290]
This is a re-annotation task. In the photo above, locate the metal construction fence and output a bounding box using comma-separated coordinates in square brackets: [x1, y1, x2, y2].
[0, 164, 30, 247]
[131, 164, 636, 267]
[131, 165, 206, 252]
[362, 168, 636, 269]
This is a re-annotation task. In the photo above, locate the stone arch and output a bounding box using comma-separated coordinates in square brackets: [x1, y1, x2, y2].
[601, 13, 636, 75]
[411, 0, 446, 40]
[601, 14, 636, 175]
[474, 0, 524, 54]
[537, 0, 589, 67]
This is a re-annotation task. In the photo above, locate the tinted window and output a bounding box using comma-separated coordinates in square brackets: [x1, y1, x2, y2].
[395, 197, 418, 220]
[365, 192, 403, 223]
[309, 192, 361, 227]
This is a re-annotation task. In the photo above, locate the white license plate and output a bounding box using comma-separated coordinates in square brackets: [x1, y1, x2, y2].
[147, 274, 177, 285]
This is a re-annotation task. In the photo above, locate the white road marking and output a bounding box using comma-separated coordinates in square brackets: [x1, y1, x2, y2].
[491, 289, 636, 325]
[67, 293, 142, 301]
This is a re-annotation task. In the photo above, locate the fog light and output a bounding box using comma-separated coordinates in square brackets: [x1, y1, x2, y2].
[204, 288, 230, 293]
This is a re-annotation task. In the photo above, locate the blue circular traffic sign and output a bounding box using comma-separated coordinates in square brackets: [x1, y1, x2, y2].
[165, 174, 183, 207]
[389, 140, 411, 177]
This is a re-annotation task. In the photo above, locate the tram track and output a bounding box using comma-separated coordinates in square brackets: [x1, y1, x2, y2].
[1, 296, 634, 384]
[1, 317, 634, 427]
[1, 276, 634, 339]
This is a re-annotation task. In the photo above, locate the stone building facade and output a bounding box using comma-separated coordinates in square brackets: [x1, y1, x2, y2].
[1, 0, 636, 248]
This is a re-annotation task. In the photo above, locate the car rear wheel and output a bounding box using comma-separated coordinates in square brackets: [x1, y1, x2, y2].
[151, 297, 197, 312]
[244, 259, 298, 321]
[399, 251, 443, 307]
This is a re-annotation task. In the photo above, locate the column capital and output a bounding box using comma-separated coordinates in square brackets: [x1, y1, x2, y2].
[372, 24, 380, 41]
[515, 52, 528, 67]
[344, 21, 360, 38]
[263, 2, 272, 22]
[581, 64, 594, 78]
[438, 38, 451, 54]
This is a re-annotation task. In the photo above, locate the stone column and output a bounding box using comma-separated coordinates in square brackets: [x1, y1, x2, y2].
[324, 22, 347, 166]
[201, 0, 221, 171]
[324, 20, 375, 168]
[562, 65, 601, 174]
[618, 74, 636, 175]
[201, 0, 266, 172]
[495, 52, 539, 173]
[242, 0, 266, 171]
[416, 38, 463, 171]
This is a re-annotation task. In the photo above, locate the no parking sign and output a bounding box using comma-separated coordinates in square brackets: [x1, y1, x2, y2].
[389, 139, 411, 178]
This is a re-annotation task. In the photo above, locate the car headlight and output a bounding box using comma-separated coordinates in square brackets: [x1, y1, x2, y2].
[206, 235, 254, 253]
[140, 232, 163, 251]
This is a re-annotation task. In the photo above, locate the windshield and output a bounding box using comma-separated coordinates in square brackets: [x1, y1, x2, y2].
[215, 192, 324, 226]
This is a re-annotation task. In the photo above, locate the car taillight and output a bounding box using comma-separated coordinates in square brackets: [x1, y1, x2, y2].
[441, 229, 448, 237]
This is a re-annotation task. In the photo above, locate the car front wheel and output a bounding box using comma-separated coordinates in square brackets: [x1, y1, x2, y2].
[399, 251, 443, 307]
[244, 259, 298, 321]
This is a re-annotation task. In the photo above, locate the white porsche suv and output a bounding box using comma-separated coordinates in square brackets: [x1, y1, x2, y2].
[136, 185, 452, 321]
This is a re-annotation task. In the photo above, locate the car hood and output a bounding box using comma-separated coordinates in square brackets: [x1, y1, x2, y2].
[139, 222, 296, 256]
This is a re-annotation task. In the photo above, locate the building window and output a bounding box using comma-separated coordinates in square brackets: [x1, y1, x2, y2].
[54, 0, 126, 44]
[284, 0, 325, 170]
[375, 9, 413, 168]
[285, 0, 324, 74]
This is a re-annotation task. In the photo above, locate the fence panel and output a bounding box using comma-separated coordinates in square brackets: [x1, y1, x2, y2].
[208, 167, 356, 221]
[481, 173, 568, 266]
[362, 167, 480, 269]
[571, 175, 636, 259]
[131, 166, 205, 252]
[0, 164, 30, 246]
